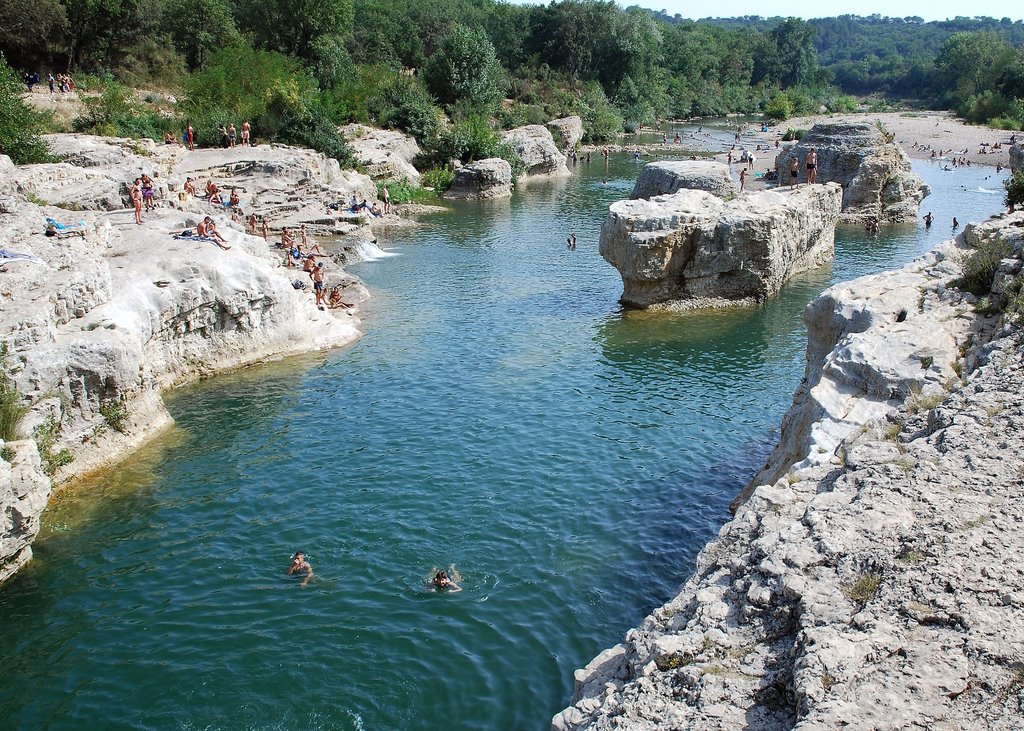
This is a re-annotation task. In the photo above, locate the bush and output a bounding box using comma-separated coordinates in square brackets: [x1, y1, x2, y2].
[422, 115, 524, 179]
[74, 74, 180, 140]
[764, 91, 795, 121]
[0, 55, 55, 164]
[368, 75, 441, 145]
[952, 237, 1014, 295]
[380, 179, 436, 204]
[782, 128, 806, 141]
[420, 166, 455, 193]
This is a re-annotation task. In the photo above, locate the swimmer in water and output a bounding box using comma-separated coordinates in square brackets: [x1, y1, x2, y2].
[287, 550, 313, 587]
[432, 570, 462, 593]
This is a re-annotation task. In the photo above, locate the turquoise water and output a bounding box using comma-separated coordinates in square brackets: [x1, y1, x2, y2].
[0, 158, 1008, 730]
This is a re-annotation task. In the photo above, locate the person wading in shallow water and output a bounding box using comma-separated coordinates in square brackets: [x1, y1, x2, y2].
[287, 551, 313, 586]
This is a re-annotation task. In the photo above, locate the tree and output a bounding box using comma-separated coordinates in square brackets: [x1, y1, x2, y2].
[240, 0, 354, 62]
[423, 24, 505, 109]
[936, 31, 1011, 97]
[162, 0, 240, 70]
[0, 55, 54, 164]
[0, 0, 67, 70]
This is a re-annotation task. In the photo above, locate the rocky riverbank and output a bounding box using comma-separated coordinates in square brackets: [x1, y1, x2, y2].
[554, 212, 1024, 729]
[0, 135, 398, 583]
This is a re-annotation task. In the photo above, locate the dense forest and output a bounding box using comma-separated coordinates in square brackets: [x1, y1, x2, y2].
[0, 1, 1023, 180]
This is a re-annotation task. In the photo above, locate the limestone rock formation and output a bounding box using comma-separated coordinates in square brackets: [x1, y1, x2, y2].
[775, 122, 929, 222]
[341, 124, 421, 183]
[547, 116, 584, 150]
[554, 213, 1024, 731]
[630, 160, 737, 200]
[501, 125, 570, 178]
[601, 183, 842, 309]
[442, 158, 513, 199]
[6, 162, 127, 210]
[0, 141, 366, 584]
[1010, 143, 1023, 172]
[0, 441, 50, 584]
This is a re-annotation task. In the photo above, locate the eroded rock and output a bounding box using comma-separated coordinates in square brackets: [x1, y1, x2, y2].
[601, 183, 842, 308]
[630, 160, 737, 200]
[501, 125, 570, 178]
[775, 122, 929, 222]
[547, 116, 584, 150]
[442, 158, 513, 199]
[341, 124, 421, 183]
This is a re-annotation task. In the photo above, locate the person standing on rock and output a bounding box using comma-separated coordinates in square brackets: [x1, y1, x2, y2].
[130, 179, 144, 225]
[241, 120, 251, 146]
[141, 173, 155, 213]
[186, 123, 196, 151]
[381, 186, 391, 215]
[789, 157, 799, 186]
[261, 217, 269, 241]
[248, 212, 258, 235]
[311, 261, 327, 307]
[228, 123, 237, 147]
[806, 148, 818, 184]
[739, 168, 747, 192]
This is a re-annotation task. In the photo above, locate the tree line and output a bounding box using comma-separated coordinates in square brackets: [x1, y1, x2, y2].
[0, 3, 1023, 173]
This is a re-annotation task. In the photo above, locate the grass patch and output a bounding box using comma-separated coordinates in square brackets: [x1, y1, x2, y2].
[380, 179, 437, 204]
[23, 191, 49, 207]
[920, 355, 934, 370]
[1, 445, 15, 462]
[821, 673, 838, 690]
[843, 573, 881, 604]
[898, 548, 924, 564]
[0, 343, 29, 442]
[963, 515, 990, 529]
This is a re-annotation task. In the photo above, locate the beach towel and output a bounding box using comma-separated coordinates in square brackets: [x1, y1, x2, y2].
[45, 217, 87, 232]
[0, 249, 44, 263]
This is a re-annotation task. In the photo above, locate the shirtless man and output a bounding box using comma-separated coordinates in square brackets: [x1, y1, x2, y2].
[789, 156, 799, 186]
[228, 123, 237, 147]
[806, 148, 818, 184]
[205, 180, 220, 204]
[229, 188, 240, 208]
[241, 120, 251, 146]
[328, 286, 352, 309]
[310, 261, 327, 306]
[197, 217, 231, 250]
[381, 186, 390, 214]
[281, 226, 296, 249]
[287, 551, 313, 587]
[184, 177, 198, 198]
[186, 123, 196, 151]
[130, 178, 144, 224]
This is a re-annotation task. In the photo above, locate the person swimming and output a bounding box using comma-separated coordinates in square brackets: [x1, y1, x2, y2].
[287, 550, 313, 587]
[431, 570, 462, 593]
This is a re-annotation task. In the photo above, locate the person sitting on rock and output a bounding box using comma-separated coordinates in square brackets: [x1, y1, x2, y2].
[197, 216, 230, 250]
[328, 286, 352, 309]
[205, 180, 220, 203]
[228, 188, 240, 208]
[184, 177, 198, 198]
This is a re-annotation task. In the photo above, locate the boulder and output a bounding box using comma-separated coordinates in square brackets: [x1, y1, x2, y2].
[631, 160, 737, 200]
[341, 124, 421, 183]
[774, 122, 929, 222]
[1010, 143, 1023, 172]
[600, 183, 842, 309]
[0, 441, 51, 584]
[547, 116, 584, 150]
[501, 125, 570, 178]
[442, 158, 513, 200]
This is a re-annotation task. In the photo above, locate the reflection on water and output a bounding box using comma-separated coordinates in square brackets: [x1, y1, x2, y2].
[0, 154, 1009, 731]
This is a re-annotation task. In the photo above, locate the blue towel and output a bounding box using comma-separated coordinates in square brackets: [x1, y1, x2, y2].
[0, 249, 43, 263]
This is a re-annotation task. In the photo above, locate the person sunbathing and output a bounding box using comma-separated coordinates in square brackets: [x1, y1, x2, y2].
[205, 180, 220, 203]
[184, 177, 198, 197]
[228, 188, 240, 207]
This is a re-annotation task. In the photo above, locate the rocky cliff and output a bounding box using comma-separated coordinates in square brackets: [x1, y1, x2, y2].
[0, 139, 368, 584]
[341, 124, 421, 183]
[1011, 143, 1023, 172]
[554, 212, 1024, 730]
[601, 184, 842, 309]
[630, 161, 737, 200]
[775, 123, 930, 223]
[442, 158, 513, 199]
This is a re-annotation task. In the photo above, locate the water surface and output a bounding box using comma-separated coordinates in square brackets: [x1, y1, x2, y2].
[0, 157, 1007, 730]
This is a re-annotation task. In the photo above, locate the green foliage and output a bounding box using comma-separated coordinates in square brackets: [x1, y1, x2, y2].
[782, 128, 807, 141]
[579, 83, 623, 143]
[380, 179, 436, 204]
[422, 115, 523, 179]
[368, 76, 441, 145]
[238, 0, 354, 61]
[952, 237, 1014, 296]
[98, 399, 129, 434]
[0, 446, 14, 462]
[35, 413, 73, 476]
[0, 56, 55, 164]
[163, 0, 242, 70]
[424, 24, 505, 110]
[843, 573, 881, 604]
[420, 166, 455, 193]
[74, 75, 179, 140]
[764, 91, 795, 121]
[0, 343, 29, 442]
[1006, 170, 1024, 211]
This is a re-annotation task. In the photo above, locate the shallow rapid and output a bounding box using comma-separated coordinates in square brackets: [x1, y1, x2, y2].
[0, 153, 1008, 731]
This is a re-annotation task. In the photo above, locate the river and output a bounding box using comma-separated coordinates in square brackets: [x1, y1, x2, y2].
[0, 154, 1009, 730]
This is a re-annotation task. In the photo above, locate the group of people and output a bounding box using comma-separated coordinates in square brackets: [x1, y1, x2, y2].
[285, 552, 462, 593]
[785, 147, 818, 185]
[177, 122, 251, 151]
[129, 174, 158, 224]
[23, 72, 75, 93]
